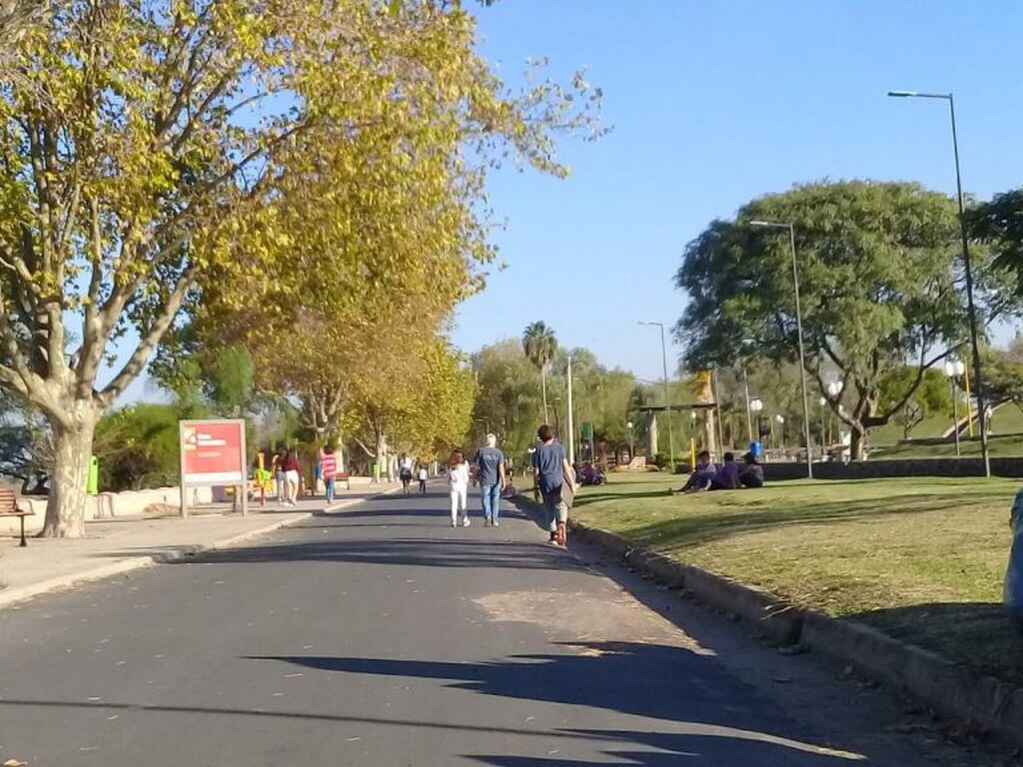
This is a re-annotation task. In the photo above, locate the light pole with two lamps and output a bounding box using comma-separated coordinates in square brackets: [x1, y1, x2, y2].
[943, 358, 966, 457]
[888, 89, 990, 477]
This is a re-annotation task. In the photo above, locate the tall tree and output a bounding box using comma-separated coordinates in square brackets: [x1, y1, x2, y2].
[675, 181, 1020, 459]
[522, 321, 558, 423]
[0, 1, 601, 536]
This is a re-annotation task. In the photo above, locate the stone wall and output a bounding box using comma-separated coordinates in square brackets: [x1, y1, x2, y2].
[764, 457, 1023, 482]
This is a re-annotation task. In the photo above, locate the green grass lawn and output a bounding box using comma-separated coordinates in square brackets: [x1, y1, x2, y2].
[870, 432, 1023, 459]
[870, 402, 1023, 456]
[572, 472, 1023, 686]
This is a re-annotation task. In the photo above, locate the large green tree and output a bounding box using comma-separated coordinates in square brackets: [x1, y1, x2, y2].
[675, 180, 1019, 459]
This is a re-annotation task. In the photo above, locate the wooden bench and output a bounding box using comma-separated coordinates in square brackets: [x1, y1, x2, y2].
[0, 487, 34, 547]
[336, 472, 351, 491]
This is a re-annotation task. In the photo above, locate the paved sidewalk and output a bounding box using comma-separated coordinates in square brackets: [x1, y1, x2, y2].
[0, 485, 399, 610]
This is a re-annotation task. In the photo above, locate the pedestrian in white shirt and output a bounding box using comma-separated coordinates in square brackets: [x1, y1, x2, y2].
[448, 451, 471, 527]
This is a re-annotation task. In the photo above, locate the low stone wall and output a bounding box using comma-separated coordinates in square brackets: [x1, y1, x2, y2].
[764, 457, 1023, 482]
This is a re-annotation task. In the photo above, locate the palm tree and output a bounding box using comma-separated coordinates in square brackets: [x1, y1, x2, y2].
[522, 321, 558, 424]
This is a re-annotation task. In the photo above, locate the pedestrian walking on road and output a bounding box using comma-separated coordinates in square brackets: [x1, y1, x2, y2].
[531, 424, 576, 547]
[281, 448, 301, 506]
[448, 451, 471, 527]
[272, 447, 287, 502]
[417, 465, 428, 495]
[399, 454, 414, 496]
[473, 433, 507, 527]
[320, 446, 338, 504]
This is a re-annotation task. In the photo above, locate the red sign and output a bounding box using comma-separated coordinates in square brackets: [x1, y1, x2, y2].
[180, 420, 246, 484]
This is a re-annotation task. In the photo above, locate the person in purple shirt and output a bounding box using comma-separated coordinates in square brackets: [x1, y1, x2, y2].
[673, 450, 718, 494]
[710, 452, 741, 490]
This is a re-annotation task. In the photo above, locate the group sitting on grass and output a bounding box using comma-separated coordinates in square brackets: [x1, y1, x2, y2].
[671, 450, 764, 494]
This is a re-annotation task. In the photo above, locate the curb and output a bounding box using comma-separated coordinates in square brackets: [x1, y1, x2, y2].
[0, 487, 400, 612]
[510, 495, 1023, 750]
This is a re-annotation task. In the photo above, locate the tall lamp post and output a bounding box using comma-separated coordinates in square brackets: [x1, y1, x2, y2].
[888, 89, 990, 477]
[638, 321, 675, 468]
[944, 358, 965, 457]
[818, 396, 827, 449]
[750, 221, 814, 478]
[749, 397, 764, 454]
[626, 420, 635, 461]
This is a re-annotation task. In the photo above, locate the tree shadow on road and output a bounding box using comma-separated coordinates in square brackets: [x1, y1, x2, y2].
[157, 536, 588, 572]
[248, 641, 865, 765]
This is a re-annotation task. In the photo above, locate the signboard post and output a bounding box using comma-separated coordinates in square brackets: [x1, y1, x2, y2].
[179, 419, 248, 518]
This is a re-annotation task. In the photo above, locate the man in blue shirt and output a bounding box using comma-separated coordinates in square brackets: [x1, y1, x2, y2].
[473, 433, 507, 527]
[531, 424, 576, 547]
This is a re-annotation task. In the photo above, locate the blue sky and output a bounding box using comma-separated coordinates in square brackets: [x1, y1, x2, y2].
[452, 1, 1023, 381]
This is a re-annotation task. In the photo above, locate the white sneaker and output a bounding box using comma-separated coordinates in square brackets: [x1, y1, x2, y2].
[451, 520, 457, 527]
[462, 517, 471, 527]
[493, 520, 499, 527]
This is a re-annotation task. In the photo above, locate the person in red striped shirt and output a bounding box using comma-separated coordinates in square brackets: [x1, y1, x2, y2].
[320, 446, 338, 503]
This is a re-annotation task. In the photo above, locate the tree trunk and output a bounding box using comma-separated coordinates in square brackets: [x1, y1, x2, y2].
[41, 405, 97, 538]
[849, 424, 867, 461]
[376, 431, 393, 482]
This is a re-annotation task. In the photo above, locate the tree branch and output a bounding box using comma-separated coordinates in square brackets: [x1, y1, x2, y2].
[97, 264, 199, 408]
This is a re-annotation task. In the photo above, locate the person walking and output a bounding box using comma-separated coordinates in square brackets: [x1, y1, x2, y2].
[320, 445, 338, 504]
[531, 424, 576, 547]
[281, 448, 301, 506]
[473, 433, 507, 527]
[417, 464, 429, 495]
[272, 447, 287, 503]
[399, 454, 414, 496]
[448, 451, 471, 527]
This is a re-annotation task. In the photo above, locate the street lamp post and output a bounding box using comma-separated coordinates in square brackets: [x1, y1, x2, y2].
[749, 397, 764, 453]
[944, 359, 965, 457]
[888, 89, 990, 477]
[775, 414, 785, 450]
[750, 221, 814, 478]
[626, 420, 635, 460]
[827, 380, 843, 452]
[818, 396, 827, 452]
[639, 321, 675, 468]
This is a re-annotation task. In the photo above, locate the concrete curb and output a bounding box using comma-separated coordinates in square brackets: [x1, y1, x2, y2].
[510, 495, 1023, 749]
[0, 487, 400, 612]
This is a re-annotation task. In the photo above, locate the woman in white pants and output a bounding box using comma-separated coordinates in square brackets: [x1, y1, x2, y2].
[448, 451, 471, 527]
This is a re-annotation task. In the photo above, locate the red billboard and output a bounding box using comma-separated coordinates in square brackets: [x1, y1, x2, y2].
[179, 419, 246, 485]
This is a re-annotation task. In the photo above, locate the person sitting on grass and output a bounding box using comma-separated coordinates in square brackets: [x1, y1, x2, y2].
[710, 452, 741, 490]
[738, 452, 764, 488]
[671, 450, 718, 494]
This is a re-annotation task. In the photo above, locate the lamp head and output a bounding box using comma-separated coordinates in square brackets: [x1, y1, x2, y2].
[887, 90, 917, 98]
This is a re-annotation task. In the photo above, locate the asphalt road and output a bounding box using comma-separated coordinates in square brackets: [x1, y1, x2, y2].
[0, 486, 1010, 766]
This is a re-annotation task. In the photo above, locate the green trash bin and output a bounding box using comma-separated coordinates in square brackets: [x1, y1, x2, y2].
[87, 455, 99, 495]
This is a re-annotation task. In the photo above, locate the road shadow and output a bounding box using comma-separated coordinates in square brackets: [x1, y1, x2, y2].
[161, 536, 588, 572]
[248, 641, 864, 765]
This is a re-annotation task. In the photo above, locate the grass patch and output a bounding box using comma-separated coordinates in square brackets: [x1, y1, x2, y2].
[871, 432, 1023, 459]
[572, 472, 1023, 685]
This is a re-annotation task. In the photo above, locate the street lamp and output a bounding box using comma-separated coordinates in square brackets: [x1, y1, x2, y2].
[638, 321, 675, 468]
[750, 221, 814, 478]
[626, 420, 635, 459]
[775, 413, 786, 449]
[888, 89, 990, 477]
[749, 397, 763, 450]
[825, 380, 843, 450]
[818, 396, 827, 451]
[943, 358, 966, 457]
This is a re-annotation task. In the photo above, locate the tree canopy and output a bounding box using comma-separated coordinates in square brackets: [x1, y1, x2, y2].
[0, 0, 602, 535]
[675, 180, 1021, 458]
